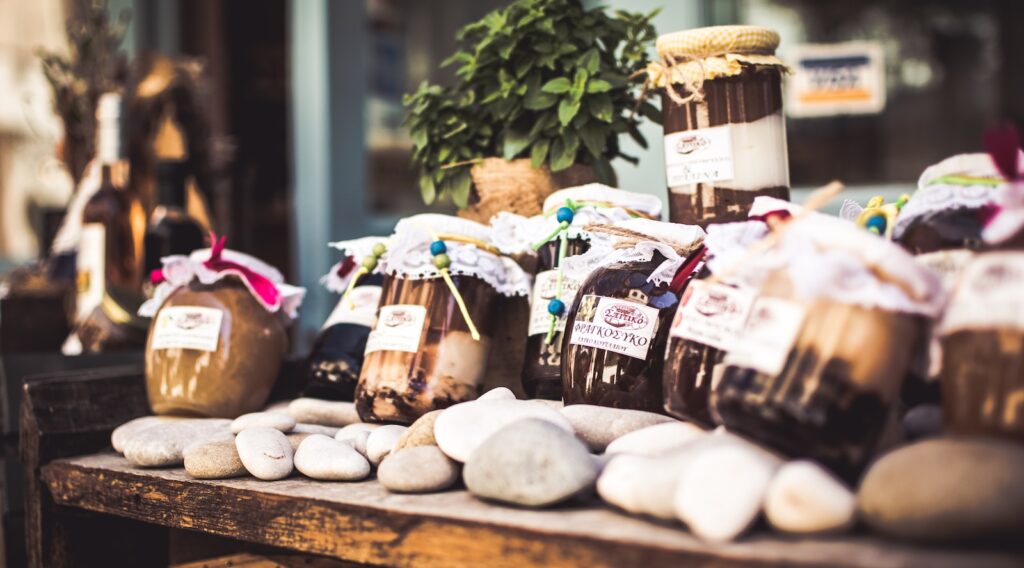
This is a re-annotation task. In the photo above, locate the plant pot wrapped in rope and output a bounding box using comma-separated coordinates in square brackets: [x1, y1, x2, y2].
[403, 0, 660, 220]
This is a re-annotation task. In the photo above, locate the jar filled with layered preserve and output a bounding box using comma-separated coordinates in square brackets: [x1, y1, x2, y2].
[140, 241, 306, 417]
[711, 215, 944, 479]
[355, 214, 531, 424]
[939, 167, 1024, 441]
[303, 237, 388, 401]
[893, 153, 1001, 288]
[662, 220, 768, 426]
[512, 184, 664, 400]
[648, 26, 790, 227]
[562, 219, 705, 412]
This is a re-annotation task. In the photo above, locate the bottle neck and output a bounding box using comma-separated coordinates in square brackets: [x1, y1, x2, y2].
[155, 161, 189, 208]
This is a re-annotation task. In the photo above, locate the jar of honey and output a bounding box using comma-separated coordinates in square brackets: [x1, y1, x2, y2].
[141, 244, 306, 417]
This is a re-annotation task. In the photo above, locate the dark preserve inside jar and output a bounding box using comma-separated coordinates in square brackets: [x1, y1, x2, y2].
[356, 274, 497, 424]
[303, 273, 383, 401]
[895, 207, 987, 256]
[521, 237, 590, 400]
[562, 251, 696, 413]
[662, 267, 736, 427]
[663, 70, 789, 227]
[712, 274, 926, 480]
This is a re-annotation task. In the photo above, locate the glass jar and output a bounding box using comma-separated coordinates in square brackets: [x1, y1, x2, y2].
[663, 274, 760, 426]
[522, 237, 590, 399]
[939, 251, 1024, 441]
[146, 280, 289, 417]
[354, 214, 529, 424]
[561, 220, 705, 412]
[356, 274, 497, 423]
[710, 219, 941, 479]
[303, 274, 383, 401]
[143, 246, 303, 418]
[654, 26, 790, 227]
[893, 153, 1000, 288]
[515, 184, 665, 400]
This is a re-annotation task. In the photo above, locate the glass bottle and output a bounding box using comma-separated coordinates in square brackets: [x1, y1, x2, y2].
[143, 160, 206, 277]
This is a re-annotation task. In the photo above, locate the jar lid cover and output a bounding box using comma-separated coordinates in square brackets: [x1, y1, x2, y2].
[613, 218, 704, 251]
[139, 246, 306, 321]
[396, 213, 493, 245]
[890, 153, 1006, 239]
[542, 184, 663, 218]
[322, 236, 389, 293]
[657, 26, 779, 59]
[775, 214, 945, 316]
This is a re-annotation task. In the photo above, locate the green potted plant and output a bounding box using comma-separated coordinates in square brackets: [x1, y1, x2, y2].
[404, 0, 659, 222]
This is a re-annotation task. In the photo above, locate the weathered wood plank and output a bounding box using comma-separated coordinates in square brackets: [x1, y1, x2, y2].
[20, 367, 164, 568]
[43, 453, 1024, 568]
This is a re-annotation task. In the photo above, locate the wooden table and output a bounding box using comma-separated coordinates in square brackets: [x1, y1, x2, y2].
[22, 369, 1024, 568]
[36, 453, 1024, 568]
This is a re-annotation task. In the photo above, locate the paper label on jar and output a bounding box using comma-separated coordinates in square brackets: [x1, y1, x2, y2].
[76, 223, 106, 319]
[941, 253, 1024, 334]
[664, 125, 735, 190]
[365, 304, 426, 354]
[528, 270, 582, 337]
[724, 297, 806, 376]
[323, 285, 382, 329]
[916, 249, 974, 290]
[151, 306, 224, 352]
[670, 281, 756, 352]
[568, 295, 661, 360]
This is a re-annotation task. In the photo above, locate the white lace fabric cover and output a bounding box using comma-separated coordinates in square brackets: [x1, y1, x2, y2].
[892, 152, 1005, 240]
[748, 196, 803, 219]
[493, 183, 664, 245]
[382, 214, 532, 297]
[562, 220, 705, 287]
[703, 221, 770, 284]
[755, 215, 945, 317]
[139, 248, 306, 321]
[321, 236, 389, 293]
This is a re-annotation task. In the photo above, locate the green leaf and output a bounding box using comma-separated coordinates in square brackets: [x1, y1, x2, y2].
[580, 48, 600, 74]
[541, 77, 571, 94]
[558, 98, 581, 126]
[586, 79, 612, 93]
[589, 94, 613, 122]
[638, 100, 662, 124]
[451, 170, 472, 208]
[531, 138, 551, 168]
[549, 131, 579, 172]
[570, 68, 589, 101]
[592, 159, 616, 185]
[627, 123, 648, 149]
[503, 127, 532, 159]
[419, 173, 436, 204]
[411, 128, 428, 149]
[579, 123, 606, 158]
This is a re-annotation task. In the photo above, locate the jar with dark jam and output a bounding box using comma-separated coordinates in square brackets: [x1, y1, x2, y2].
[662, 220, 767, 425]
[355, 215, 530, 424]
[562, 220, 705, 412]
[522, 236, 589, 399]
[652, 26, 790, 227]
[519, 184, 664, 400]
[893, 153, 1000, 287]
[303, 274, 383, 401]
[710, 216, 943, 479]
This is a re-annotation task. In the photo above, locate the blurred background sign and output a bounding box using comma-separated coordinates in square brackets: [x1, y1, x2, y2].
[788, 41, 886, 118]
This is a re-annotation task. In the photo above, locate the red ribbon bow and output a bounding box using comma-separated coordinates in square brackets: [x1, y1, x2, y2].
[149, 232, 282, 311]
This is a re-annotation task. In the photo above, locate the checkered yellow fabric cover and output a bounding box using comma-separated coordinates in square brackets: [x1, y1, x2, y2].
[647, 25, 788, 89]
